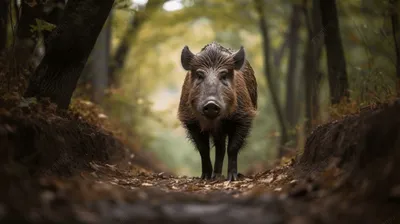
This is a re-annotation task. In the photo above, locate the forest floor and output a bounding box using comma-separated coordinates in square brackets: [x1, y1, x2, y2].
[1, 91, 400, 224]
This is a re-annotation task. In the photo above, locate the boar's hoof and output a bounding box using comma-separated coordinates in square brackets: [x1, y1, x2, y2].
[211, 172, 225, 180]
[227, 171, 238, 182]
[201, 172, 212, 180]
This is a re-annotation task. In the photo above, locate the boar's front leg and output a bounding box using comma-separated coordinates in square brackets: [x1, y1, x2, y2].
[186, 123, 212, 179]
[227, 120, 252, 181]
[212, 134, 226, 179]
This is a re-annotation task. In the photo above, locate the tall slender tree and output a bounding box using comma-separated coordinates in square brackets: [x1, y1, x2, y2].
[320, 0, 349, 104]
[303, 0, 324, 133]
[254, 0, 288, 157]
[285, 4, 302, 138]
[109, 0, 165, 87]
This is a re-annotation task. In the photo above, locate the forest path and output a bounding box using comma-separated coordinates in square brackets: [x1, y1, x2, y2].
[16, 158, 391, 224]
[25, 160, 309, 224]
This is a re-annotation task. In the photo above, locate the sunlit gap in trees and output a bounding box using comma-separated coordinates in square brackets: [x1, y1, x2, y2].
[131, 0, 184, 12]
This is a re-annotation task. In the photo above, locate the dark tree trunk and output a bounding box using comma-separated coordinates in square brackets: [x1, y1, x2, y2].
[42, 0, 66, 49]
[0, 0, 9, 53]
[303, 0, 323, 134]
[24, 0, 115, 109]
[320, 0, 349, 104]
[285, 4, 302, 132]
[109, 0, 164, 87]
[273, 32, 289, 100]
[390, 0, 400, 95]
[254, 0, 288, 158]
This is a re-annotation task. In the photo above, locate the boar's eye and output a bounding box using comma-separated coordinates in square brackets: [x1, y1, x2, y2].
[195, 70, 205, 80]
[220, 71, 228, 80]
[219, 70, 229, 84]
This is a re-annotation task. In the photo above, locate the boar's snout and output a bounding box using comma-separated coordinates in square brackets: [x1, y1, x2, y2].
[202, 100, 221, 119]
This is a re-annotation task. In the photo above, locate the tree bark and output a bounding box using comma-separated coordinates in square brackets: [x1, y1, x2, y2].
[303, 0, 323, 134]
[320, 0, 349, 104]
[254, 0, 288, 158]
[285, 4, 302, 132]
[0, 0, 9, 53]
[390, 0, 400, 95]
[24, 0, 115, 109]
[42, 0, 66, 49]
[109, 0, 164, 87]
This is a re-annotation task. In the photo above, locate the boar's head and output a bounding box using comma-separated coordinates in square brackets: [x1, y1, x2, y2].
[180, 43, 246, 121]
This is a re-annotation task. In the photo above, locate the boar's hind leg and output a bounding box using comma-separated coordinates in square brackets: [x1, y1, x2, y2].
[212, 134, 226, 179]
[186, 123, 212, 179]
[227, 121, 252, 181]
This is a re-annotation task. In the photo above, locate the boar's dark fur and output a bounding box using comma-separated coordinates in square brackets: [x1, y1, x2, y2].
[178, 42, 258, 181]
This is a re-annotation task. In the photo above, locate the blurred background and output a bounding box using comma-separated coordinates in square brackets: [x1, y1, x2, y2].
[7, 0, 396, 176]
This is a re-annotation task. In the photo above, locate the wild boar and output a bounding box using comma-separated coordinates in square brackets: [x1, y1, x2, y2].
[178, 42, 257, 181]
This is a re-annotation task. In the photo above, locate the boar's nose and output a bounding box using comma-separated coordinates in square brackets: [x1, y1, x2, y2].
[202, 101, 220, 119]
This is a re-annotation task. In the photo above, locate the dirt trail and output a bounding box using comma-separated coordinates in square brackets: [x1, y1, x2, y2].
[0, 160, 325, 224]
[3, 157, 397, 224]
[1, 96, 400, 224]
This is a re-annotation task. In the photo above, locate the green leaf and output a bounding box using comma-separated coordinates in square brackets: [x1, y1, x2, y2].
[29, 19, 57, 33]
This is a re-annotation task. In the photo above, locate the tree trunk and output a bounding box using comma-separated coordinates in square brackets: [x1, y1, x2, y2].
[0, 0, 9, 53]
[320, 0, 349, 104]
[42, 0, 66, 49]
[390, 0, 400, 95]
[108, 14, 139, 88]
[254, 0, 288, 158]
[24, 0, 115, 109]
[90, 11, 112, 103]
[273, 34, 288, 68]
[303, 0, 324, 134]
[285, 4, 302, 134]
[109, 0, 164, 87]
[273, 32, 289, 101]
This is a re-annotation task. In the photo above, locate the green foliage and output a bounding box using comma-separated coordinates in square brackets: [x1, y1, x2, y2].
[29, 19, 56, 33]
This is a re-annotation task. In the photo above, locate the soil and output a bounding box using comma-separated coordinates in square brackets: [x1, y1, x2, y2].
[0, 93, 400, 224]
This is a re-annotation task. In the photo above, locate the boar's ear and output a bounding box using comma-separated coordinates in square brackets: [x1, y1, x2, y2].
[232, 46, 246, 70]
[181, 46, 194, 70]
